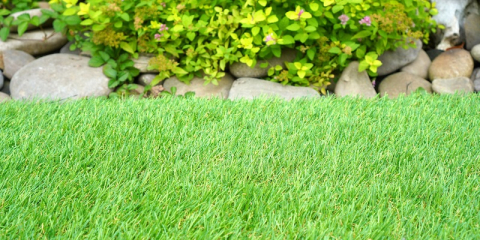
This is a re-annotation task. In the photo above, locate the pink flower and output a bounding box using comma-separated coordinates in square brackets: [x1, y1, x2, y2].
[359, 16, 371, 26]
[297, 9, 305, 20]
[159, 24, 168, 32]
[338, 14, 349, 25]
[155, 33, 163, 40]
[264, 33, 276, 45]
[161, 2, 166, 7]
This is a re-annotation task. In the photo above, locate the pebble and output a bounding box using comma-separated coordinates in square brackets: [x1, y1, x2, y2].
[163, 74, 234, 99]
[377, 39, 422, 76]
[1, 50, 35, 79]
[0, 29, 67, 55]
[429, 49, 473, 80]
[432, 77, 474, 95]
[401, 49, 431, 79]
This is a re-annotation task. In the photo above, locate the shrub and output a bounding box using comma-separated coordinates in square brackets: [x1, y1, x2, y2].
[46, 0, 437, 95]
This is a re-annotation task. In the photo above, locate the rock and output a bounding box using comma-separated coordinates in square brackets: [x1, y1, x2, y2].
[464, 13, 480, 50]
[0, 70, 3, 89]
[431, 0, 477, 50]
[378, 72, 432, 98]
[426, 49, 444, 61]
[428, 49, 473, 80]
[0, 29, 68, 55]
[400, 49, 431, 79]
[228, 78, 320, 100]
[10, 54, 112, 100]
[163, 74, 234, 99]
[60, 41, 82, 55]
[9, 8, 53, 32]
[377, 39, 422, 76]
[133, 53, 158, 73]
[432, 77, 474, 94]
[0, 92, 11, 103]
[138, 73, 158, 86]
[1, 80, 10, 95]
[471, 44, 480, 62]
[475, 79, 480, 92]
[334, 61, 376, 98]
[1, 50, 35, 79]
[473, 68, 480, 91]
[229, 48, 296, 78]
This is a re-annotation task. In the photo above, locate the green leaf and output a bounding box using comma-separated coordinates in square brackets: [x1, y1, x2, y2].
[252, 27, 260, 36]
[52, 19, 67, 32]
[89, 56, 106, 67]
[0, 27, 10, 41]
[92, 24, 106, 31]
[271, 45, 281, 57]
[267, 15, 278, 23]
[280, 35, 295, 45]
[324, 12, 334, 19]
[64, 15, 81, 26]
[307, 48, 315, 60]
[103, 65, 117, 79]
[351, 30, 372, 39]
[287, 23, 300, 31]
[81, 19, 93, 26]
[258, 0, 267, 6]
[119, 13, 130, 21]
[99, 51, 110, 62]
[17, 22, 29, 36]
[63, 8, 78, 16]
[29, 16, 40, 26]
[108, 79, 120, 89]
[332, 5, 344, 13]
[114, 21, 123, 28]
[328, 47, 342, 54]
[187, 32, 196, 41]
[120, 42, 135, 54]
[310, 3, 319, 11]
[358, 61, 369, 72]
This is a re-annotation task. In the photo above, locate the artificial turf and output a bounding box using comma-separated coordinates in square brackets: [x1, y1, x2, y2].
[1, 94, 479, 239]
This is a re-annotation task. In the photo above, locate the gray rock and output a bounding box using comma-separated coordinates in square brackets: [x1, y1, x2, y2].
[1, 50, 35, 79]
[334, 61, 376, 98]
[432, 77, 474, 94]
[1, 80, 10, 95]
[0, 29, 68, 55]
[138, 73, 158, 86]
[471, 44, 480, 62]
[163, 74, 234, 99]
[378, 72, 432, 98]
[401, 49, 431, 79]
[0, 70, 3, 89]
[10, 8, 53, 32]
[464, 13, 480, 50]
[10, 54, 112, 100]
[377, 39, 422, 76]
[229, 48, 296, 78]
[0, 92, 11, 103]
[475, 79, 480, 92]
[60, 41, 82, 55]
[228, 78, 319, 100]
[133, 53, 158, 73]
[429, 49, 473, 80]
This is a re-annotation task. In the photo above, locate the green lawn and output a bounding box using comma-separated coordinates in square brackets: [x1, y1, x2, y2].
[1, 94, 479, 239]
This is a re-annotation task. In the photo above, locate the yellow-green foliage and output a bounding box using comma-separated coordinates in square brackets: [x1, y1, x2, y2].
[47, 0, 437, 94]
